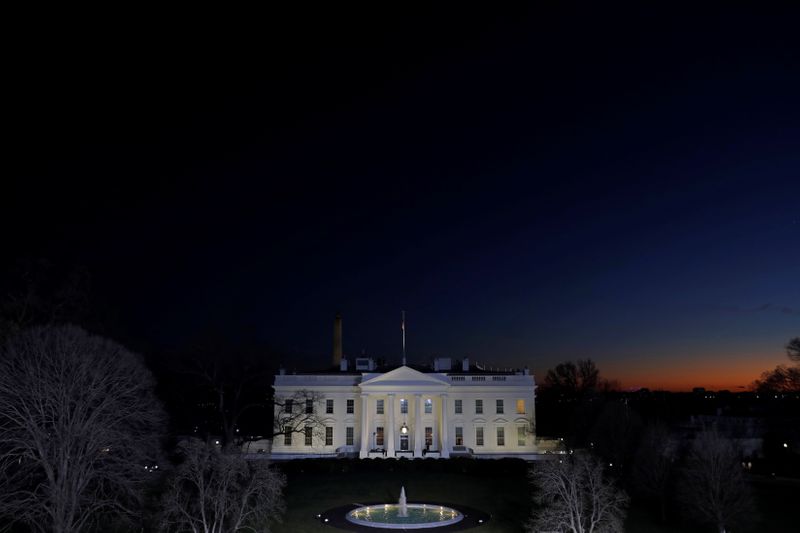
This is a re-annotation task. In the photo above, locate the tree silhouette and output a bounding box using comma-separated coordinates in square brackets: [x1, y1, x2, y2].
[0, 325, 166, 533]
[677, 427, 755, 533]
[159, 439, 285, 533]
[527, 453, 629, 533]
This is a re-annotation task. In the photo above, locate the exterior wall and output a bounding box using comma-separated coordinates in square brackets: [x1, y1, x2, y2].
[270, 368, 537, 459]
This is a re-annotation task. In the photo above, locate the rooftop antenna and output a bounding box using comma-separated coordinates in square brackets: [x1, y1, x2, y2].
[401, 310, 406, 366]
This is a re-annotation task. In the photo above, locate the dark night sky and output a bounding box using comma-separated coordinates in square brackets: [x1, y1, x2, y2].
[5, 5, 799, 390]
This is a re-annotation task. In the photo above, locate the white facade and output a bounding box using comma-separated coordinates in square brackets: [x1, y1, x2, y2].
[271, 365, 537, 459]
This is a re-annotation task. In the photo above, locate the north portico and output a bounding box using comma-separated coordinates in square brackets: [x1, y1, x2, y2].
[271, 362, 538, 460]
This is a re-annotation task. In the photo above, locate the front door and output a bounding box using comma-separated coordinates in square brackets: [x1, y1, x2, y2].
[400, 434, 409, 451]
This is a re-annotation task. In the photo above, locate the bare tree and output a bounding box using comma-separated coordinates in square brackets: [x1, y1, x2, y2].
[528, 453, 629, 533]
[678, 427, 755, 533]
[631, 422, 676, 522]
[0, 325, 166, 533]
[271, 390, 328, 442]
[159, 439, 285, 533]
[544, 359, 600, 398]
[786, 336, 800, 363]
[752, 364, 800, 393]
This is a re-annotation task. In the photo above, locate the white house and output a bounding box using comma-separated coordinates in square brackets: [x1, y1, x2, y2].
[271, 356, 537, 460]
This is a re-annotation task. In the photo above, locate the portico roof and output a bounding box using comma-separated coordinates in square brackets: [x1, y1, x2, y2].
[359, 365, 450, 391]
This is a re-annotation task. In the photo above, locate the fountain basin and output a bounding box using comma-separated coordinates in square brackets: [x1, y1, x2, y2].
[346, 503, 463, 529]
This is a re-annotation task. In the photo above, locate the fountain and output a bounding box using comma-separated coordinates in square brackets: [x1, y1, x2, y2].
[398, 486, 408, 517]
[345, 487, 464, 529]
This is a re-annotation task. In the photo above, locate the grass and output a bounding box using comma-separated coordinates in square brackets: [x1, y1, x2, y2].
[272, 460, 800, 532]
[273, 459, 530, 532]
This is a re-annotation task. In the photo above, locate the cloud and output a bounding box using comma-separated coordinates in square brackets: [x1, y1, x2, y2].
[723, 303, 800, 316]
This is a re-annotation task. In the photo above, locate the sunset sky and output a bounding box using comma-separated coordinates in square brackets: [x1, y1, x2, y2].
[5, 5, 799, 391]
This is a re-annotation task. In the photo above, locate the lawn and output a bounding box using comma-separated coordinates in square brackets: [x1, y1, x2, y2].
[272, 460, 800, 532]
[273, 459, 531, 532]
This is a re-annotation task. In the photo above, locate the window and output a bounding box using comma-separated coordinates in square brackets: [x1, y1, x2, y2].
[305, 399, 313, 414]
[346, 426, 354, 446]
[284, 399, 293, 413]
[305, 426, 313, 446]
[425, 427, 433, 447]
[376, 399, 384, 415]
[455, 426, 463, 446]
[518, 426, 526, 446]
[347, 399, 354, 414]
[475, 399, 483, 414]
[454, 399, 462, 414]
[376, 427, 384, 447]
[425, 398, 432, 414]
[476, 426, 484, 446]
[400, 398, 408, 414]
[516, 399, 525, 414]
[496, 399, 504, 414]
[326, 399, 334, 414]
[325, 426, 333, 446]
[497, 427, 505, 446]
[284, 427, 292, 446]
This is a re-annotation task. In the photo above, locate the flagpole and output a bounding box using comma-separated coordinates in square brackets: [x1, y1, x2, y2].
[401, 310, 406, 366]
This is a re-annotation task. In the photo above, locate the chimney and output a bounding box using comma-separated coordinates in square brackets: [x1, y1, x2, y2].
[333, 313, 343, 367]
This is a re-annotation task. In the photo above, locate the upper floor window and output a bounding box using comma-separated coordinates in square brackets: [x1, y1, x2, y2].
[516, 399, 525, 414]
[326, 399, 334, 414]
[425, 398, 432, 414]
[475, 399, 483, 414]
[346, 399, 354, 414]
[376, 399, 384, 415]
[454, 399, 463, 414]
[400, 398, 408, 414]
[496, 399, 504, 414]
[284, 399, 293, 413]
[305, 399, 314, 414]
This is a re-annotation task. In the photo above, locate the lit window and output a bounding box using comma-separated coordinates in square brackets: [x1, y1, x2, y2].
[347, 399, 354, 414]
[454, 399, 462, 414]
[377, 399, 384, 415]
[326, 399, 334, 414]
[476, 426, 484, 446]
[346, 426, 354, 446]
[455, 426, 463, 446]
[400, 399, 408, 414]
[475, 399, 483, 414]
[496, 399, 504, 414]
[425, 398, 432, 414]
[516, 399, 525, 414]
[376, 427, 384, 447]
[497, 427, 505, 446]
[325, 426, 333, 446]
[305, 426, 312, 446]
[518, 426, 526, 446]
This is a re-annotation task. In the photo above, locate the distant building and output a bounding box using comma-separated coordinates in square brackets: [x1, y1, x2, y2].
[271, 355, 538, 460]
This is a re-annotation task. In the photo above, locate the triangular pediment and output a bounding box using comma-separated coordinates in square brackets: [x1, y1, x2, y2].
[359, 365, 450, 390]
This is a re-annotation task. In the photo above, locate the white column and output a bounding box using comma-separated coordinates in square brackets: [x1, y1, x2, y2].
[440, 393, 449, 458]
[387, 393, 396, 457]
[414, 393, 423, 457]
[359, 394, 369, 458]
